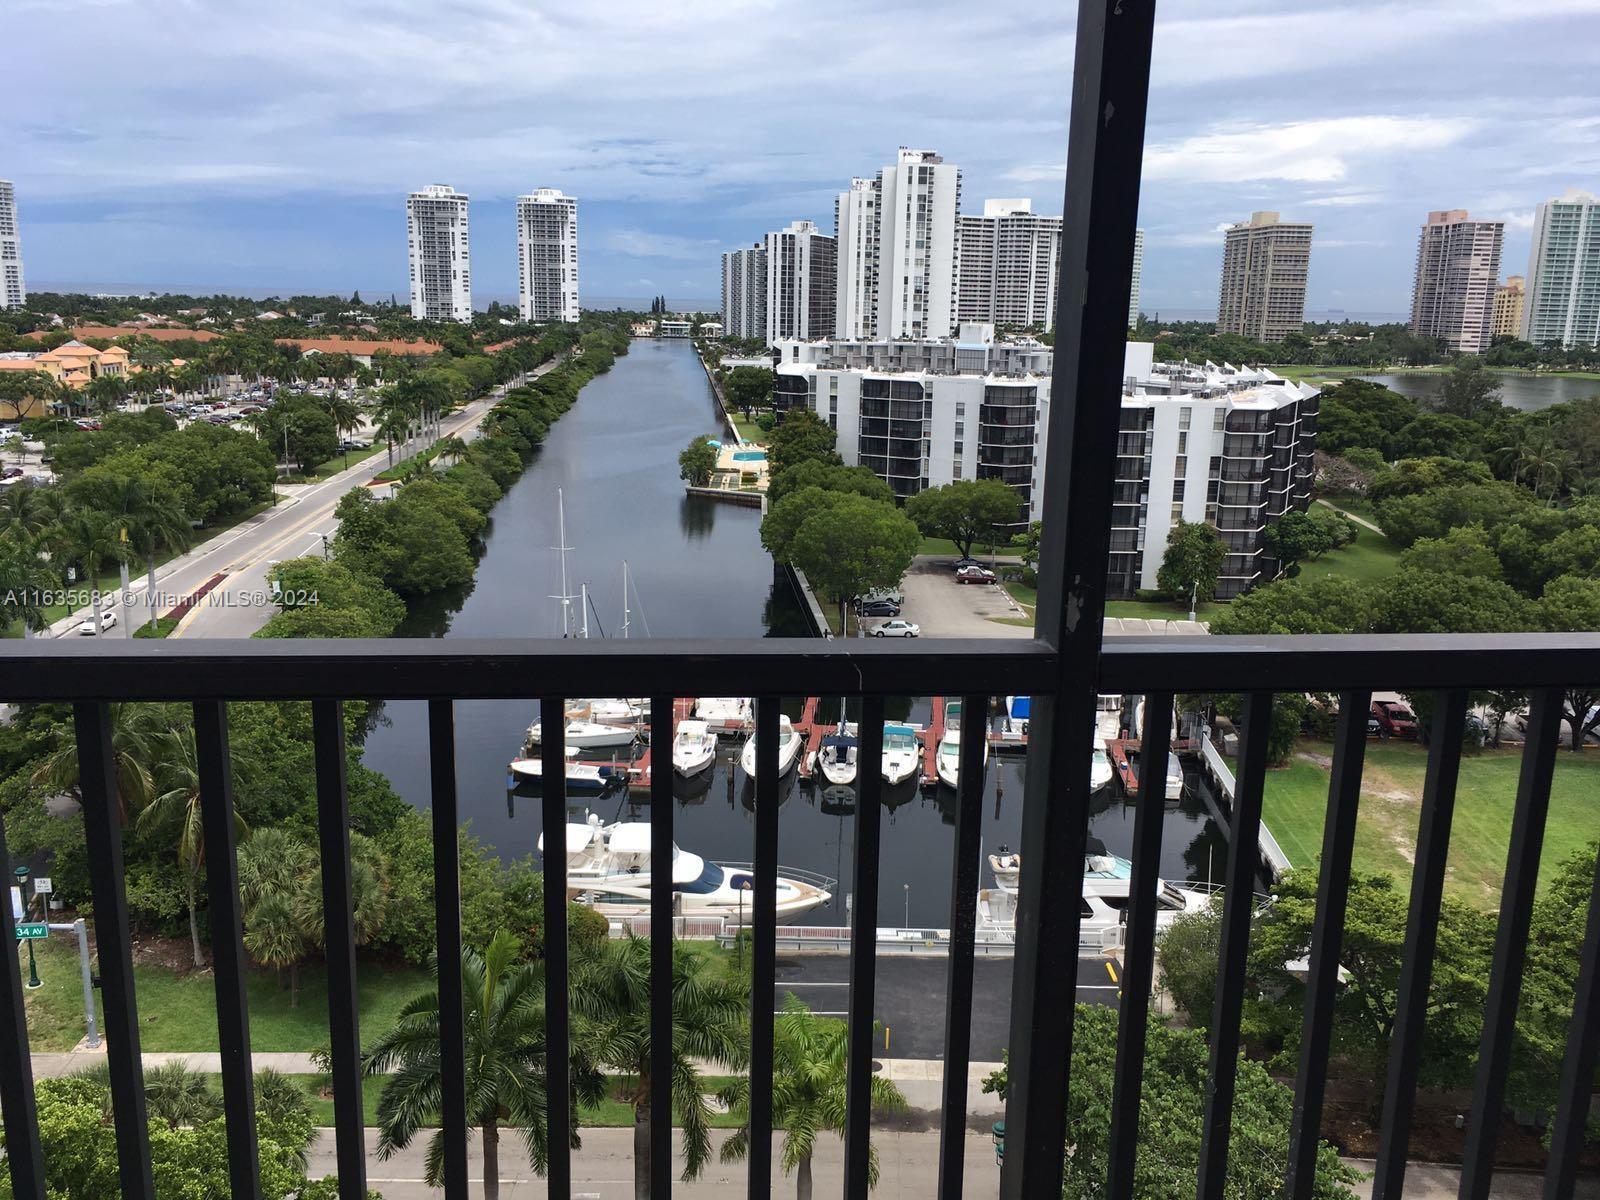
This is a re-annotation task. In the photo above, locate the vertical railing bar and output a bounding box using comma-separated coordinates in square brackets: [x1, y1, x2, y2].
[936, 693, 988, 1200]
[1284, 689, 1371, 1200]
[1372, 687, 1469, 1200]
[1459, 686, 1562, 1200]
[312, 699, 366, 1200]
[1543, 806, 1600, 1200]
[74, 701, 155, 1199]
[193, 700, 261, 1200]
[427, 699, 469, 1200]
[1195, 690, 1273, 1200]
[844, 697, 885, 1200]
[1104, 690, 1174, 1200]
[649, 694, 675, 1199]
[539, 695, 572, 1198]
[748, 695, 780, 1200]
[1001, 1, 1157, 1192]
[0, 808, 46, 1200]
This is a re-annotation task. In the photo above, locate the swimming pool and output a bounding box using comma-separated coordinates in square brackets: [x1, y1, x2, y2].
[732, 449, 766, 461]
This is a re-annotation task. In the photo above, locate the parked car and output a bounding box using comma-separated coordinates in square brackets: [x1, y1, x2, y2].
[873, 619, 920, 638]
[951, 557, 983, 572]
[76, 610, 118, 636]
[340, 437, 372, 450]
[955, 565, 998, 584]
[857, 598, 901, 617]
[238, 405, 263, 415]
[1366, 711, 1382, 737]
[73, 418, 101, 431]
[860, 587, 904, 607]
[1371, 700, 1419, 739]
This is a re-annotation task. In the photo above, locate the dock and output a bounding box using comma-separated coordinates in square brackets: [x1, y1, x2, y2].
[794, 695, 826, 779]
[921, 697, 946, 786]
[1107, 737, 1138, 795]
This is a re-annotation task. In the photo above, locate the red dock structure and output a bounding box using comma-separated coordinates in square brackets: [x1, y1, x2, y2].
[1107, 737, 1138, 796]
[921, 696, 946, 786]
[625, 697, 697, 792]
[793, 696, 827, 779]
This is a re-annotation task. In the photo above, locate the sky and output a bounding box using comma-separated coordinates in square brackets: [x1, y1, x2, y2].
[8, 0, 1600, 314]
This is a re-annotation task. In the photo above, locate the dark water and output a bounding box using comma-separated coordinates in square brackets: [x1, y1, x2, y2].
[361, 339, 1231, 927]
[1357, 372, 1600, 412]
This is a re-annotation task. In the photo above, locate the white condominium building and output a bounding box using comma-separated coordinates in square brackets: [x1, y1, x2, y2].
[1522, 189, 1600, 348]
[763, 220, 836, 344]
[0, 181, 24, 311]
[1216, 211, 1313, 343]
[956, 199, 1061, 331]
[1409, 209, 1504, 355]
[1129, 228, 1144, 328]
[517, 189, 579, 323]
[720, 243, 768, 341]
[773, 329, 1318, 597]
[833, 149, 961, 341]
[834, 178, 880, 338]
[407, 185, 472, 323]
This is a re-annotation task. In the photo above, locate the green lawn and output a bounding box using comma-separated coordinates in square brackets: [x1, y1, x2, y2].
[1292, 526, 1404, 585]
[1263, 740, 1600, 906]
[729, 416, 767, 445]
[283, 441, 386, 482]
[1103, 598, 1223, 623]
[1318, 494, 1379, 525]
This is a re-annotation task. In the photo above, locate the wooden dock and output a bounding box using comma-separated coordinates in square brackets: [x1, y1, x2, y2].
[921, 696, 947, 786]
[1107, 737, 1138, 796]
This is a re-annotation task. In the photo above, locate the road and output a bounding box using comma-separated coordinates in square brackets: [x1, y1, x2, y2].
[44, 364, 553, 641]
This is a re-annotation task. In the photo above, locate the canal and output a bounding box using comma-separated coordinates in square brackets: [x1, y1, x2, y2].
[362, 338, 1232, 928]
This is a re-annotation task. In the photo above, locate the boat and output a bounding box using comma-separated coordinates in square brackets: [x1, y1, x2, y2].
[586, 698, 650, 724]
[936, 700, 989, 789]
[881, 723, 921, 785]
[1091, 745, 1114, 791]
[1095, 693, 1125, 745]
[671, 719, 717, 778]
[817, 725, 858, 786]
[740, 714, 804, 778]
[694, 697, 752, 732]
[508, 750, 622, 793]
[538, 814, 833, 923]
[525, 718, 637, 750]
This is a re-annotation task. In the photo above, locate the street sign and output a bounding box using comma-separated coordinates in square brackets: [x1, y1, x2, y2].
[33, 877, 52, 895]
[14, 923, 47, 940]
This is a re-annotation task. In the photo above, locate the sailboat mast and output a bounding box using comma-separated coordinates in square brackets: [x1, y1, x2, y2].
[581, 582, 590, 639]
[555, 487, 574, 638]
[621, 561, 631, 639]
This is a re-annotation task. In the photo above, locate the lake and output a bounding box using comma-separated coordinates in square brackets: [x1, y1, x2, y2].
[1357, 372, 1600, 412]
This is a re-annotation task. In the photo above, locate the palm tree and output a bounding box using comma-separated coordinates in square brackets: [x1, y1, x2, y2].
[363, 930, 603, 1200]
[721, 997, 906, 1199]
[375, 393, 415, 468]
[0, 533, 58, 635]
[143, 1060, 223, 1129]
[572, 934, 749, 1199]
[31, 701, 168, 821]
[94, 474, 193, 632]
[318, 392, 362, 469]
[52, 508, 128, 634]
[138, 725, 249, 967]
[238, 827, 315, 1005]
[437, 435, 469, 467]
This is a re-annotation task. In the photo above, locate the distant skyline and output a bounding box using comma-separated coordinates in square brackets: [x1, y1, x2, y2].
[9, 0, 1599, 314]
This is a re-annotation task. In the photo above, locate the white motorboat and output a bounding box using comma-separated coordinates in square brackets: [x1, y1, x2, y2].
[816, 726, 858, 786]
[539, 814, 833, 923]
[1161, 754, 1184, 800]
[935, 701, 989, 789]
[586, 698, 650, 724]
[881, 723, 921, 785]
[671, 719, 717, 778]
[740, 714, 804, 779]
[1091, 746, 1114, 791]
[1095, 693, 1125, 745]
[508, 750, 622, 793]
[694, 697, 752, 731]
[526, 718, 638, 750]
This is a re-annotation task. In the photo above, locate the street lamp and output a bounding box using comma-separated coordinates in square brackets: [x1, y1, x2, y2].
[738, 881, 753, 968]
[903, 882, 911, 930]
[13, 865, 40, 990]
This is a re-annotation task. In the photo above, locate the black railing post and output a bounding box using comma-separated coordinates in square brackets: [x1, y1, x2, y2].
[1460, 686, 1562, 1200]
[539, 695, 572, 1196]
[1284, 689, 1371, 1199]
[312, 699, 366, 1200]
[844, 698, 885, 1200]
[1543, 811, 1600, 1200]
[1372, 688, 1468, 1199]
[1104, 691, 1174, 1200]
[650, 694, 675, 1198]
[1000, 2, 1157, 1195]
[75, 701, 155, 1200]
[194, 700, 261, 1200]
[748, 695, 780, 1200]
[0, 809, 46, 1200]
[427, 699, 469, 1200]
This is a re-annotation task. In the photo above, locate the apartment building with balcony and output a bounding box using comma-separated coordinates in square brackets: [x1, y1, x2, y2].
[719, 242, 767, 341]
[0, 180, 24, 311]
[1409, 209, 1504, 354]
[406, 185, 472, 322]
[1492, 275, 1526, 340]
[516, 188, 579, 323]
[1522, 188, 1600, 348]
[1216, 211, 1313, 342]
[764, 220, 836, 344]
[956, 199, 1062, 331]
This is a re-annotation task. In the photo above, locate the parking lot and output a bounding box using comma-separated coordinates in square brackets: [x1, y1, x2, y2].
[860, 556, 1030, 640]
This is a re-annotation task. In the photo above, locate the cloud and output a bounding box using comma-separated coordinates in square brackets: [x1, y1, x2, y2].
[601, 228, 721, 261]
[1143, 117, 1477, 185]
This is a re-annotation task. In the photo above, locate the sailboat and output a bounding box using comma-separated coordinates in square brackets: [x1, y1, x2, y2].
[588, 564, 654, 726]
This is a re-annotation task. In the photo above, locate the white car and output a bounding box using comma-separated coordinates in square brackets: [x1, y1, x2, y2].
[76, 610, 118, 635]
[874, 619, 920, 638]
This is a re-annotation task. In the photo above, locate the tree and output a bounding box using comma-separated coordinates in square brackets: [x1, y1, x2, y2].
[766, 459, 893, 507]
[1396, 524, 1502, 582]
[0, 530, 59, 635]
[788, 495, 921, 609]
[52, 507, 128, 633]
[364, 930, 602, 1200]
[317, 391, 363, 468]
[31, 701, 170, 821]
[1156, 898, 1223, 1028]
[766, 408, 842, 477]
[1376, 572, 1530, 635]
[252, 396, 339, 475]
[678, 436, 717, 487]
[258, 557, 406, 639]
[902, 479, 1021, 559]
[143, 1060, 223, 1130]
[1431, 359, 1503, 422]
[980, 1006, 1361, 1198]
[1154, 520, 1227, 604]
[723, 365, 774, 417]
[573, 934, 749, 1199]
[1262, 510, 1337, 574]
[1537, 576, 1600, 750]
[722, 997, 905, 1199]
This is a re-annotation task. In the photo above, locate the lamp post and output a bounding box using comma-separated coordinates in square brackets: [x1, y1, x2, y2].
[903, 882, 910, 930]
[738, 881, 752, 968]
[13, 865, 40, 989]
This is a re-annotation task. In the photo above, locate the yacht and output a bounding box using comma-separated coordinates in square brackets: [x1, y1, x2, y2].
[671, 719, 717, 778]
[525, 717, 637, 751]
[935, 700, 989, 789]
[586, 698, 650, 725]
[694, 697, 752, 732]
[881, 723, 921, 785]
[539, 814, 832, 923]
[1095, 694, 1125, 745]
[1091, 745, 1115, 791]
[509, 750, 622, 793]
[740, 714, 804, 779]
[816, 726, 858, 786]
